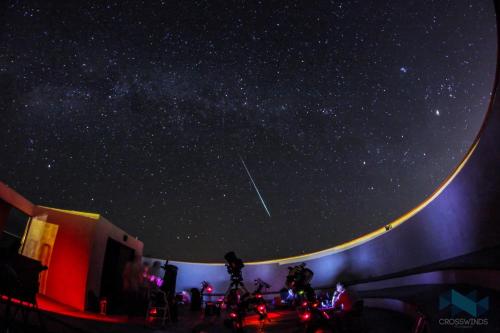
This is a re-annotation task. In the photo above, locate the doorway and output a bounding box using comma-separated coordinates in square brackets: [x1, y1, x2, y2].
[99, 237, 135, 314]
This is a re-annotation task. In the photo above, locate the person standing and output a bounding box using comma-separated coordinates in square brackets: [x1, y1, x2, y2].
[122, 255, 143, 316]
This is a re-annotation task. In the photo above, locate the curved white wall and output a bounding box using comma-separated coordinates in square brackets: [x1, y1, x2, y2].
[144, 10, 500, 294]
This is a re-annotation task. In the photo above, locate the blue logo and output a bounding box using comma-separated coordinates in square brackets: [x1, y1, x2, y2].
[439, 289, 489, 317]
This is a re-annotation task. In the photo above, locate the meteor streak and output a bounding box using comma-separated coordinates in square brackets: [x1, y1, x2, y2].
[239, 155, 271, 217]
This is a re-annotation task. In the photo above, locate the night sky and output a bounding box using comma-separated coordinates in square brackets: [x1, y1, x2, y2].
[0, 1, 496, 262]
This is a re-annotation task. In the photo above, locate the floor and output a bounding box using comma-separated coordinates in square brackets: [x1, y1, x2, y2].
[3, 283, 500, 332]
[1, 296, 414, 333]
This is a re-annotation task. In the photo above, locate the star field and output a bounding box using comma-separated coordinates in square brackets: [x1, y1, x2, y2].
[0, 0, 496, 261]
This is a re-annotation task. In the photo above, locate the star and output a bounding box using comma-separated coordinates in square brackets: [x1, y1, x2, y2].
[0, 0, 495, 261]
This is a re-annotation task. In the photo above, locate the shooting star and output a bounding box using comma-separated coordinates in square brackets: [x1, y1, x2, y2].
[239, 155, 271, 217]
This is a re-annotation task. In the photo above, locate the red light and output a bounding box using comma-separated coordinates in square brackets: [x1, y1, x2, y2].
[206, 286, 213, 293]
[257, 305, 265, 312]
[302, 301, 308, 307]
[301, 312, 311, 321]
[149, 308, 157, 315]
[255, 293, 262, 298]
[229, 312, 237, 318]
[0, 295, 34, 306]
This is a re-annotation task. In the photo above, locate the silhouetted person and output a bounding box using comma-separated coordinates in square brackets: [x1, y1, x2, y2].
[190, 288, 202, 311]
[122, 255, 143, 316]
[149, 260, 163, 286]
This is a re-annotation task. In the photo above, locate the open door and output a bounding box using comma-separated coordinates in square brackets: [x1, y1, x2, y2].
[19, 214, 58, 294]
[99, 237, 135, 314]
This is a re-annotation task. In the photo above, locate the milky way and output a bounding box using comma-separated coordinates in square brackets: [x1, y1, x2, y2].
[0, 1, 496, 261]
